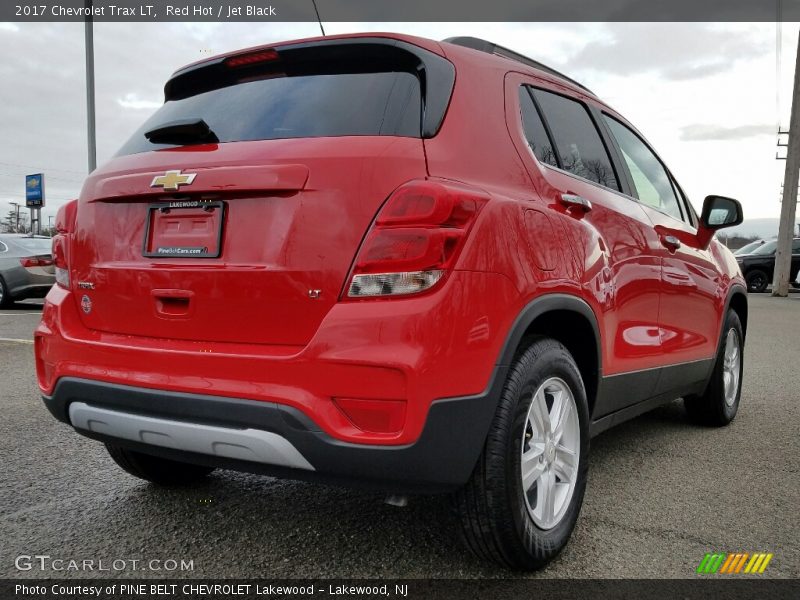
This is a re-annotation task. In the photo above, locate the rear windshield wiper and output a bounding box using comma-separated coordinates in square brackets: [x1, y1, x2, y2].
[144, 118, 219, 145]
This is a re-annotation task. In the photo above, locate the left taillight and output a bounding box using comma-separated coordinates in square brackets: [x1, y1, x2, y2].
[344, 179, 488, 299]
[53, 199, 78, 290]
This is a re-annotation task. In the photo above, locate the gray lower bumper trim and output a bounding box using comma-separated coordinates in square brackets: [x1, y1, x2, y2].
[68, 402, 314, 471]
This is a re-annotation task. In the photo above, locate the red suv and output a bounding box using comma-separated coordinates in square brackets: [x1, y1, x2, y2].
[36, 33, 747, 570]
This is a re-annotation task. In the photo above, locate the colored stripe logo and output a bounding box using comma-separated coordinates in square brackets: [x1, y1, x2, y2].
[697, 552, 773, 574]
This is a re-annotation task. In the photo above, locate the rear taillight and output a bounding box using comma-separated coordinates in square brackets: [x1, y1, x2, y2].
[53, 199, 77, 290]
[20, 256, 54, 268]
[52, 235, 69, 289]
[345, 180, 488, 299]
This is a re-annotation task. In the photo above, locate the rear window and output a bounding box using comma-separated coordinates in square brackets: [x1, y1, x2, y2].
[752, 241, 777, 255]
[118, 71, 422, 156]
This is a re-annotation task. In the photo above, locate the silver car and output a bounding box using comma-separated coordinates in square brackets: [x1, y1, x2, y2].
[0, 234, 55, 307]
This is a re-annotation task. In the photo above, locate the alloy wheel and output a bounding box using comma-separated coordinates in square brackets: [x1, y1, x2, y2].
[722, 328, 741, 407]
[520, 377, 580, 530]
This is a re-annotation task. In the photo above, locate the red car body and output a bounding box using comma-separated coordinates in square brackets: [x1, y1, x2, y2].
[36, 32, 747, 492]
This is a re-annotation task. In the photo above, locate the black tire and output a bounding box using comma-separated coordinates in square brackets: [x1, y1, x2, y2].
[684, 310, 744, 426]
[452, 337, 589, 570]
[0, 276, 11, 308]
[106, 444, 215, 486]
[745, 269, 768, 293]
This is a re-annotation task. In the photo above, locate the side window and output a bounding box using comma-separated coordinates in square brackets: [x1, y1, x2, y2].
[518, 87, 558, 167]
[792, 239, 800, 253]
[603, 115, 684, 221]
[532, 88, 619, 191]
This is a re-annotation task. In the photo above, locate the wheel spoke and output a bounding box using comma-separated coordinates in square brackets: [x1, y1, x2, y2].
[521, 443, 546, 491]
[552, 395, 571, 445]
[529, 388, 551, 436]
[553, 445, 577, 483]
[537, 468, 556, 525]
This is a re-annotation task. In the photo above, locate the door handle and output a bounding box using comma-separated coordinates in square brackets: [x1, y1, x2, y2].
[661, 235, 681, 251]
[559, 193, 592, 212]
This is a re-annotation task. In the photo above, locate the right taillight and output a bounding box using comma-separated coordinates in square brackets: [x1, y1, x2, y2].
[52, 235, 69, 289]
[52, 199, 78, 290]
[345, 180, 488, 299]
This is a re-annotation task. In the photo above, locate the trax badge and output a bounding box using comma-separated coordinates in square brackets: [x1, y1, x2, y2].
[80, 295, 92, 314]
[150, 170, 196, 191]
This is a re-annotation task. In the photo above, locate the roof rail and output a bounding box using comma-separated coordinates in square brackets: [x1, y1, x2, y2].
[443, 36, 594, 96]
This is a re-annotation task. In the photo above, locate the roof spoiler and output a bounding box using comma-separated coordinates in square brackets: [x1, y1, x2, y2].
[164, 37, 456, 138]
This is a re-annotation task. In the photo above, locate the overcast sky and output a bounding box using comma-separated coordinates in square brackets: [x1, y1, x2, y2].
[0, 21, 797, 228]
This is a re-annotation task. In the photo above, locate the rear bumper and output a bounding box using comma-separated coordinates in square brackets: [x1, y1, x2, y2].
[43, 375, 506, 492]
[35, 271, 519, 446]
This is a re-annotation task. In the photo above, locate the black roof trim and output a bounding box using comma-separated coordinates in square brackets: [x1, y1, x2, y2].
[443, 36, 594, 96]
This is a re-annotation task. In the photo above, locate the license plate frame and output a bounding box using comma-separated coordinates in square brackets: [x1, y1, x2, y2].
[142, 199, 225, 259]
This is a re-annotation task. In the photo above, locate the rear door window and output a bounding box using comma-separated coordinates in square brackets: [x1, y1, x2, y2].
[118, 71, 422, 155]
[530, 88, 619, 191]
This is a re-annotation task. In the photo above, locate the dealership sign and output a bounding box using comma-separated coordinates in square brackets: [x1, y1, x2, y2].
[25, 173, 45, 207]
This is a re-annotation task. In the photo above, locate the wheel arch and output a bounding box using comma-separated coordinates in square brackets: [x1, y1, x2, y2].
[498, 294, 602, 417]
[725, 284, 748, 341]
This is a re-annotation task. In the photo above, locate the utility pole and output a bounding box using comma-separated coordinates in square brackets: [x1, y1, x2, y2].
[10, 202, 20, 233]
[773, 30, 800, 296]
[85, 0, 97, 173]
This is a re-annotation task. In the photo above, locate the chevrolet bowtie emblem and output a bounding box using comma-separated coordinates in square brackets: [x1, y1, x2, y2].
[151, 170, 196, 191]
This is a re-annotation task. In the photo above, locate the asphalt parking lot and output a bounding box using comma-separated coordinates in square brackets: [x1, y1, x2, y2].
[1, 295, 798, 579]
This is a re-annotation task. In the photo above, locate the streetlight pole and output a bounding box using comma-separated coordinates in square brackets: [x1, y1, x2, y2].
[85, 0, 97, 173]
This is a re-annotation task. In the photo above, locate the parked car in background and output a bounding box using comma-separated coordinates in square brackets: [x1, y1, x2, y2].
[736, 238, 800, 292]
[0, 234, 55, 307]
[734, 239, 765, 255]
[35, 33, 748, 571]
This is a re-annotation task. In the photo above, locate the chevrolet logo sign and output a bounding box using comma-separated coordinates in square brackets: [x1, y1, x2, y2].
[151, 170, 196, 191]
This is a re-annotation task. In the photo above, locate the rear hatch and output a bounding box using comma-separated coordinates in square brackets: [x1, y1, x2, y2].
[69, 38, 454, 346]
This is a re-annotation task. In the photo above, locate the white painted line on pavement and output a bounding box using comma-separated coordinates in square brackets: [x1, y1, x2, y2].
[0, 312, 42, 316]
[0, 337, 34, 344]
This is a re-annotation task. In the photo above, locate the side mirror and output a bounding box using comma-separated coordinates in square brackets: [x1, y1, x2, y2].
[697, 195, 743, 249]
